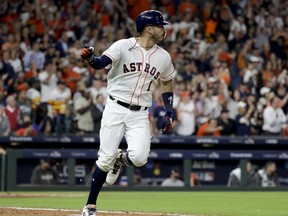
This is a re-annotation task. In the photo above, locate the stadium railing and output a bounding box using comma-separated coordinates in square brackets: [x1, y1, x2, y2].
[1, 135, 288, 191]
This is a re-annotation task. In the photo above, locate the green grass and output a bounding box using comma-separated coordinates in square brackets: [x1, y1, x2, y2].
[0, 191, 288, 216]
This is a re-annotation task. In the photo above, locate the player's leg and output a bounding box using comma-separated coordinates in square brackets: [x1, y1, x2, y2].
[125, 110, 151, 167]
[106, 110, 150, 185]
[83, 99, 126, 215]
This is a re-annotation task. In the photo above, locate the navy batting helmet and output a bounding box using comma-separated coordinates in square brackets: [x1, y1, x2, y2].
[136, 10, 169, 33]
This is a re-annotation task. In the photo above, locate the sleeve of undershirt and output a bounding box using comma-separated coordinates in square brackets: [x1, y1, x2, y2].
[88, 55, 112, 70]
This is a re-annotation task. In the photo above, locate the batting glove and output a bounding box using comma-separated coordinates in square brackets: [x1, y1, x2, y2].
[81, 44, 94, 61]
[161, 113, 172, 134]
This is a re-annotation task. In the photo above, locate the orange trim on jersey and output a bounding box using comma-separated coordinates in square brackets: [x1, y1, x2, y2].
[160, 69, 175, 80]
[128, 38, 136, 46]
[130, 47, 144, 105]
[103, 52, 114, 62]
[137, 46, 159, 104]
[137, 71, 149, 105]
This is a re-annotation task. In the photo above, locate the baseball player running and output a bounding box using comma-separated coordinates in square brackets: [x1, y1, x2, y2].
[81, 10, 176, 216]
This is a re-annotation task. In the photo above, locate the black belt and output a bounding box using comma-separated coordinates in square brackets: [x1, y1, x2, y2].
[109, 95, 148, 111]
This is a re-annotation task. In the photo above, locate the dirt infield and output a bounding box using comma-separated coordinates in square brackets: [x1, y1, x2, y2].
[0, 208, 140, 216]
[0, 207, 196, 216]
[0, 194, 200, 216]
[0, 208, 81, 216]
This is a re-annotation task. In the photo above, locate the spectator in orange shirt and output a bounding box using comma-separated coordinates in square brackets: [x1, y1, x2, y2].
[196, 118, 222, 136]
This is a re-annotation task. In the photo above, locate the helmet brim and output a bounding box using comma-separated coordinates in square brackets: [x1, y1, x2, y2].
[162, 21, 170, 25]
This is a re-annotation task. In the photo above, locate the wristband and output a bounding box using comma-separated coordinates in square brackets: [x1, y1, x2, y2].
[162, 92, 173, 117]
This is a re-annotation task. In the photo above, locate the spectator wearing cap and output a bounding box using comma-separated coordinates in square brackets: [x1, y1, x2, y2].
[235, 101, 254, 136]
[174, 91, 195, 136]
[262, 97, 286, 136]
[259, 86, 272, 107]
[30, 159, 58, 185]
[243, 55, 261, 94]
[217, 109, 236, 136]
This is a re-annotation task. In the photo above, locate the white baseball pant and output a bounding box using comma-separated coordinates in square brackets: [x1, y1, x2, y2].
[96, 97, 151, 172]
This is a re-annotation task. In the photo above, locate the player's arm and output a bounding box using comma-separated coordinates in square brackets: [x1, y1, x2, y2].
[81, 46, 112, 70]
[159, 79, 174, 134]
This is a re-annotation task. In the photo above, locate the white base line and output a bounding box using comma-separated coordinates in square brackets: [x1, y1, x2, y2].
[0, 207, 200, 216]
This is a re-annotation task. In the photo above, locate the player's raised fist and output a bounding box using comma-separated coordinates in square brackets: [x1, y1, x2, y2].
[81, 44, 94, 60]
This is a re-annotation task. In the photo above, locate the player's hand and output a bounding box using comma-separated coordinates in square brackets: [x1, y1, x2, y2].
[81, 44, 94, 60]
[161, 114, 172, 134]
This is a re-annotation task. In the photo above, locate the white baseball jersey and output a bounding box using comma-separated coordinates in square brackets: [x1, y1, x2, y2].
[103, 37, 176, 107]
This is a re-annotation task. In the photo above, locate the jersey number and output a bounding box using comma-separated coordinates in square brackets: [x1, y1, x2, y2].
[147, 81, 153, 91]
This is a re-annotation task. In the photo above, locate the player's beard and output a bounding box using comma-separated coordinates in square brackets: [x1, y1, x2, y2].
[152, 29, 167, 44]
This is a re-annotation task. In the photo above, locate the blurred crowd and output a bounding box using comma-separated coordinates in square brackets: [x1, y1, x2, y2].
[0, 0, 288, 137]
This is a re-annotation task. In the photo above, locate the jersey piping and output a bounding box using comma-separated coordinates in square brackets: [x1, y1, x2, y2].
[137, 46, 158, 105]
[160, 69, 176, 81]
[130, 45, 144, 105]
